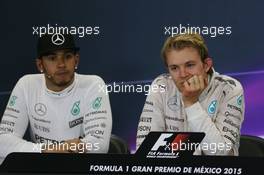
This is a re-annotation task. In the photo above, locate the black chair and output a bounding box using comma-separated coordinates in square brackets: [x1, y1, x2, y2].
[108, 134, 130, 154]
[239, 135, 264, 157]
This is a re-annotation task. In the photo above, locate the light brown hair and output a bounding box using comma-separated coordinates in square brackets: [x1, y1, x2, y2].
[161, 33, 212, 74]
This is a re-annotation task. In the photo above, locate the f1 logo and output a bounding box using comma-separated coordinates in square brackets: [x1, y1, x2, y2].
[135, 132, 205, 158]
[151, 133, 173, 151]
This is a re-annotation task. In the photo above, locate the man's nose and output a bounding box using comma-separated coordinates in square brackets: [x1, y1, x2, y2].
[57, 56, 66, 67]
[179, 67, 188, 78]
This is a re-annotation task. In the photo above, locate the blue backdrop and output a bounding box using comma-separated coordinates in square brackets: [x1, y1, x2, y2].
[1, 0, 263, 152]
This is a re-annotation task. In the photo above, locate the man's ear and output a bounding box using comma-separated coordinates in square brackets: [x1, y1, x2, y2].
[204, 57, 213, 73]
[36, 58, 44, 73]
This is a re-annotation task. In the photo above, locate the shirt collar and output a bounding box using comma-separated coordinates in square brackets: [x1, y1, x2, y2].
[44, 73, 77, 98]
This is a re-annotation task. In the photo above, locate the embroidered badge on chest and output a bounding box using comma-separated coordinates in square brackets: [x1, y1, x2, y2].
[71, 101, 80, 116]
[208, 100, 217, 115]
[237, 95, 243, 106]
[167, 96, 179, 111]
[92, 97, 102, 110]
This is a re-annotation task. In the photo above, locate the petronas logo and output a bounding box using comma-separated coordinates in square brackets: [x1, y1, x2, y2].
[208, 100, 217, 114]
[9, 96, 17, 107]
[71, 101, 80, 116]
[92, 97, 102, 110]
[237, 95, 243, 106]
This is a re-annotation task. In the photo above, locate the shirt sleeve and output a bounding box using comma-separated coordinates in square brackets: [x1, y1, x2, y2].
[185, 81, 245, 155]
[136, 78, 166, 150]
[0, 76, 42, 160]
[81, 76, 112, 153]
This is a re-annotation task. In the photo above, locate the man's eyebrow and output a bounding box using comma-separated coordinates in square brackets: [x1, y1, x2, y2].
[44, 50, 75, 56]
[185, 60, 195, 64]
[168, 64, 179, 68]
[168, 61, 196, 68]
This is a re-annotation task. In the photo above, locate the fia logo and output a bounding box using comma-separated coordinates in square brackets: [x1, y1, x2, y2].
[208, 100, 217, 114]
[92, 97, 102, 110]
[71, 101, 80, 116]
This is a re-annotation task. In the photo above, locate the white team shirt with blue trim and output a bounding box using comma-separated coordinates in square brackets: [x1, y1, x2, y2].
[0, 73, 112, 163]
[136, 71, 244, 155]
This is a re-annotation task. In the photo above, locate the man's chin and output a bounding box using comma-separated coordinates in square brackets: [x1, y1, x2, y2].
[54, 75, 74, 87]
[59, 82, 72, 87]
[175, 83, 184, 92]
[178, 88, 184, 93]
[54, 79, 72, 87]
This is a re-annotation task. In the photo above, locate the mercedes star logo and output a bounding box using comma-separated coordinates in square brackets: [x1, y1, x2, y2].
[34, 103, 47, 116]
[167, 96, 179, 111]
[51, 33, 65, 45]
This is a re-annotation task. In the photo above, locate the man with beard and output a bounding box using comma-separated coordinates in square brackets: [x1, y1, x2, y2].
[136, 33, 244, 155]
[0, 34, 112, 163]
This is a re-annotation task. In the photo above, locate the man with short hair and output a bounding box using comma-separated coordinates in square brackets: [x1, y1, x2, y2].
[136, 33, 244, 155]
[0, 34, 112, 163]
